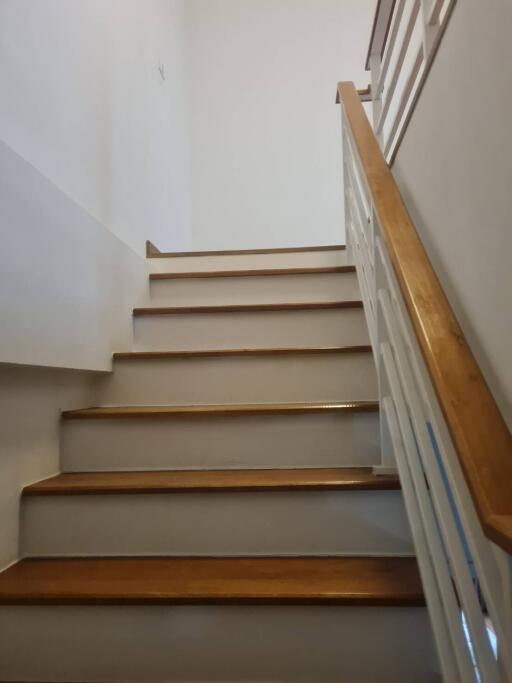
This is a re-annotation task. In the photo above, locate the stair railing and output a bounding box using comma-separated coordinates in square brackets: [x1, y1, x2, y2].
[337, 81, 512, 683]
[364, 0, 457, 162]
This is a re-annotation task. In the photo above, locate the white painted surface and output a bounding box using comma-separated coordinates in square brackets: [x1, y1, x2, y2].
[0, 0, 190, 255]
[391, 0, 512, 429]
[148, 249, 349, 272]
[0, 605, 439, 682]
[0, 0, 372, 369]
[0, 365, 100, 570]
[22, 490, 411, 557]
[134, 307, 370, 351]
[101, 352, 377, 405]
[184, 0, 375, 250]
[0, 141, 149, 371]
[0, 606, 440, 683]
[149, 270, 360, 305]
[0, 0, 376, 256]
[61, 411, 380, 472]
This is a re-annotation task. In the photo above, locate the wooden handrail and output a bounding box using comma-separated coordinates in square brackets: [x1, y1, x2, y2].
[357, 85, 372, 102]
[145, 240, 161, 257]
[337, 81, 512, 554]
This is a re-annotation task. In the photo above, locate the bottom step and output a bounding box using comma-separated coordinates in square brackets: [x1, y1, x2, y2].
[0, 558, 440, 682]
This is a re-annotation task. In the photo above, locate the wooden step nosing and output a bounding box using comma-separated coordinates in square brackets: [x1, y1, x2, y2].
[148, 244, 346, 259]
[149, 266, 355, 280]
[133, 301, 363, 316]
[61, 401, 380, 420]
[112, 345, 373, 361]
[0, 595, 424, 606]
[22, 483, 399, 496]
[23, 468, 400, 496]
[0, 556, 425, 607]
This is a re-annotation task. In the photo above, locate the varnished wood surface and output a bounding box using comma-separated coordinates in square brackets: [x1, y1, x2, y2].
[0, 556, 424, 605]
[357, 85, 372, 102]
[149, 266, 355, 280]
[23, 467, 399, 496]
[113, 345, 372, 361]
[62, 401, 379, 420]
[145, 240, 161, 257]
[146, 244, 346, 259]
[133, 301, 363, 316]
[338, 81, 512, 553]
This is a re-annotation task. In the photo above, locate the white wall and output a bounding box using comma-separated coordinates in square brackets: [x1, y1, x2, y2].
[0, 136, 148, 569]
[0, 0, 197, 370]
[0, 140, 149, 371]
[0, 0, 191, 255]
[0, 1, 193, 567]
[0, 365, 101, 570]
[392, 0, 512, 429]
[184, 0, 375, 250]
[0, 0, 375, 255]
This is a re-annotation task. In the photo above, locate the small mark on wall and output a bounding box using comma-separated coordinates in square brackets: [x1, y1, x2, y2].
[158, 60, 165, 82]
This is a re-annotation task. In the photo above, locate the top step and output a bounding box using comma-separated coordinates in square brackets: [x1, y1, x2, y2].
[146, 242, 349, 274]
[146, 241, 346, 259]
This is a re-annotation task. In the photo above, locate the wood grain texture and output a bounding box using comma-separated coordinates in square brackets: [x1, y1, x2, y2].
[133, 301, 363, 316]
[0, 556, 424, 605]
[61, 401, 379, 420]
[23, 467, 400, 496]
[338, 81, 512, 553]
[146, 245, 346, 259]
[113, 346, 372, 361]
[145, 240, 161, 257]
[149, 266, 355, 280]
[357, 85, 372, 102]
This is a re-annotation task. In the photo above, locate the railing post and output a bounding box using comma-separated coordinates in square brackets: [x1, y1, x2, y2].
[374, 241, 398, 474]
[492, 545, 512, 680]
[495, 546, 512, 626]
[341, 120, 354, 266]
[369, 55, 384, 147]
[419, 0, 438, 58]
[376, 366, 397, 474]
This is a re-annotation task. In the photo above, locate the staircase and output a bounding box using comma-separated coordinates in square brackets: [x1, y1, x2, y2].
[0, 244, 440, 682]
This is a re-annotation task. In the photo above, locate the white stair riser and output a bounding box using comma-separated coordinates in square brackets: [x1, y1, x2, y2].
[149, 272, 359, 306]
[100, 353, 376, 405]
[0, 605, 439, 682]
[134, 308, 369, 351]
[61, 411, 380, 471]
[22, 490, 411, 557]
[148, 249, 349, 273]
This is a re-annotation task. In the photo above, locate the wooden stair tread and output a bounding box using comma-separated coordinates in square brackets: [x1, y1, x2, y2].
[62, 401, 379, 420]
[149, 266, 355, 280]
[133, 301, 363, 316]
[23, 467, 399, 496]
[113, 345, 372, 361]
[147, 244, 346, 258]
[0, 556, 423, 605]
